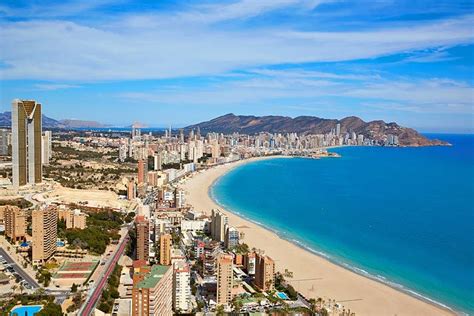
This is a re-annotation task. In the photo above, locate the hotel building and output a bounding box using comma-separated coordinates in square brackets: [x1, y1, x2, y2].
[159, 233, 172, 266]
[41, 131, 52, 166]
[216, 253, 234, 306]
[58, 209, 87, 230]
[32, 206, 57, 263]
[3, 205, 26, 242]
[224, 225, 239, 249]
[254, 254, 275, 292]
[132, 264, 173, 316]
[173, 261, 191, 312]
[11, 99, 43, 188]
[211, 209, 228, 243]
[138, 159, 148, 184]
[136, 216, 150, 262]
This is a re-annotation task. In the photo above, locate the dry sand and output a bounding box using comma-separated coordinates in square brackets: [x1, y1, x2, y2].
[182, 156, 454, 316]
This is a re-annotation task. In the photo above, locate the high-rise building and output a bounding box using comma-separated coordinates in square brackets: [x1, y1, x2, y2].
[0, 129, 9, 156]
[41, 131, 52, 166]
[216, 253, 233, 306]
[32, 206, 57, 263]
[11, 99, 43, 187]
[58, 209, 87, 230]
[244, 252, 256, 275]
[3, 206, 26, 242]
[127, 178, 137, 200]
[136, 216, 150, 262]
[132, 264, 173, 316]
[137, 159, 148, 184]
[211, 209, 228, 243]
[173, 261, 191, 312]
[224, 225, 239, 249]
[160, 233, 172, 266]
[336, 123, 341, 136]
[254, 254, 275, 292]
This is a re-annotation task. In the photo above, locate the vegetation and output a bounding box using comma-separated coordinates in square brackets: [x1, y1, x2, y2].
[232, 243, 250, 254]
[275, 272, 298, 300]
[98, 264, 122, 313]
[36, 268, 52, 287]
[0, 198, 33, 209]
[0, 293, 58, 316]
[36, 302, 62, 316]
[59, 210, 124, 254]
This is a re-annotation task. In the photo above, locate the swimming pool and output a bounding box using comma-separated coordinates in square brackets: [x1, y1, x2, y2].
[276, 292, 290, 300]
[10, 305, 43, 316]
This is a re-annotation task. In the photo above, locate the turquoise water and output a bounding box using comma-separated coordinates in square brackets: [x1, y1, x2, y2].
[211, 134, 474, 314]
[10, 305, 42, 316]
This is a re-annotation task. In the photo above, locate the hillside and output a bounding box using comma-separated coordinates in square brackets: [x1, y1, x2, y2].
[0, 112, 107, 129]
[185, 113, 449, 146]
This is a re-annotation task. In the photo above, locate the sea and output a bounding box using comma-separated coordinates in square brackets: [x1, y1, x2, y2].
[210, 134, 474, 314]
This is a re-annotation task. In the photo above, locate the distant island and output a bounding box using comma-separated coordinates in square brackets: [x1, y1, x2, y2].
[186, 113, 450, 147]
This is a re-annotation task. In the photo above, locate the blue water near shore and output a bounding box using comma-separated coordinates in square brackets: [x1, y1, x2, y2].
[211, 134, 474, 314]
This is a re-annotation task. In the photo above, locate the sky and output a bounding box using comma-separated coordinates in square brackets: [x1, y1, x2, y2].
[0, 0, 473, 132]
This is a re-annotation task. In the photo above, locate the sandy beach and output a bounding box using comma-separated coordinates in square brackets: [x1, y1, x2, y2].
[182, 156, 455, 316]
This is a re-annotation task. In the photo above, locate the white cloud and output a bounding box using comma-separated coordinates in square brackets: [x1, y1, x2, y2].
[33, 83, 81, 91]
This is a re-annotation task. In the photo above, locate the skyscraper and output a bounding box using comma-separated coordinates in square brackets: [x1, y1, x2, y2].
[216, 253, 233, 306]
[136, 216, 150, 262]
[3, 205, 26, 242]
[224, 225, 239, 249]
[137, 159, 148, 184]
[12, 99, 43, 188]
[11, 99, 43, 188]
[254, 253, 275, 291]
[32, 206, 57, 263]
[0, 129, 9, 156]
[132, 265, 173, 316]
[160, 233, 172, 265]
[173, 261, 191, 312]
[211, 209, 228, 243]
[41, 131, 52, 166]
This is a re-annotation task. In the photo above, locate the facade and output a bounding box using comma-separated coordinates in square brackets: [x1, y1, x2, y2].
[11, 99, 43, 188]
[41, 131, 52, 166]
[225, 225, 239, 249]
[254, 254, 275, 291]
[216, 253, 234, 306]
[137, 159, 148, 184]
[132, 265, 173, 316]
[159, 233, 172, 266]
[211, 209, 228, 243]
[0, 129, 9, 156]
[136, 216, 150, 262]
[32, 206, 57, 263]
[173, 261, 191, 312]
[58, 209, 87, 230]
[127, 179, 136, 200]
[244, 252, 256, 275]
[3, 205, 26, 241]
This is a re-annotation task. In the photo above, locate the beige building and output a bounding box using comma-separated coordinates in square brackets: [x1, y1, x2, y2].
[159, 233, 172, 266]
[211, 209, 228, 243]
[254, 254, 275, 292]
[132, 265, 173, 316]
[58, 208, 87, 230]
[2, 205, 26, 241]
[32, 206, 57, 263]
[216, 253, 233, 306]
[136, 216, 149, 262]
[173, 261, 191, 312]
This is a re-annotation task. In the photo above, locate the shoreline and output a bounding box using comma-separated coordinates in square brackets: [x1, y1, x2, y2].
[182, 156, 456, 316]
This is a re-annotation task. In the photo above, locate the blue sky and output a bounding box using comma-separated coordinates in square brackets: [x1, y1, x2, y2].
[0, 0, 473, 132]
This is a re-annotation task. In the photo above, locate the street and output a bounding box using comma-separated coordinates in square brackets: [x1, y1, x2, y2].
[0, 247, 39, 289]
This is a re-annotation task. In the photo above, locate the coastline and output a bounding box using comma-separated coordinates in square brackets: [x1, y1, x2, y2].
[181, 156, 456, 316]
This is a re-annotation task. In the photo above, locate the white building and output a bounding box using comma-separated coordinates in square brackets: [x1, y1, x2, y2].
[173, 261, 191, 313]
[181, 220, 206, 232]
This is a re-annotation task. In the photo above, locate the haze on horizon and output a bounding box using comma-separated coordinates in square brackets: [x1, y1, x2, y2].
[0, 0, 473, 133]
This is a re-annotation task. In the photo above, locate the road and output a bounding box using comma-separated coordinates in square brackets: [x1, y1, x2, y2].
[78, 232, 130, 316]
[0, 247, 39, 289]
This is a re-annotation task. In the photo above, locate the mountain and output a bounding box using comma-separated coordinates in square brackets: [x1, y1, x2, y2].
[59, 119, 109, 129]
[0, 112, 107, 129]
[185, 113, 449, 146]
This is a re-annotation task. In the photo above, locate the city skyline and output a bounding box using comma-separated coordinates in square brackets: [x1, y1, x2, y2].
[1, 0, 473, 133]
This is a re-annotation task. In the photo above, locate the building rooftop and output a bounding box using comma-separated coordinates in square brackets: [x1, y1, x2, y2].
[137, 265, 170, 289]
